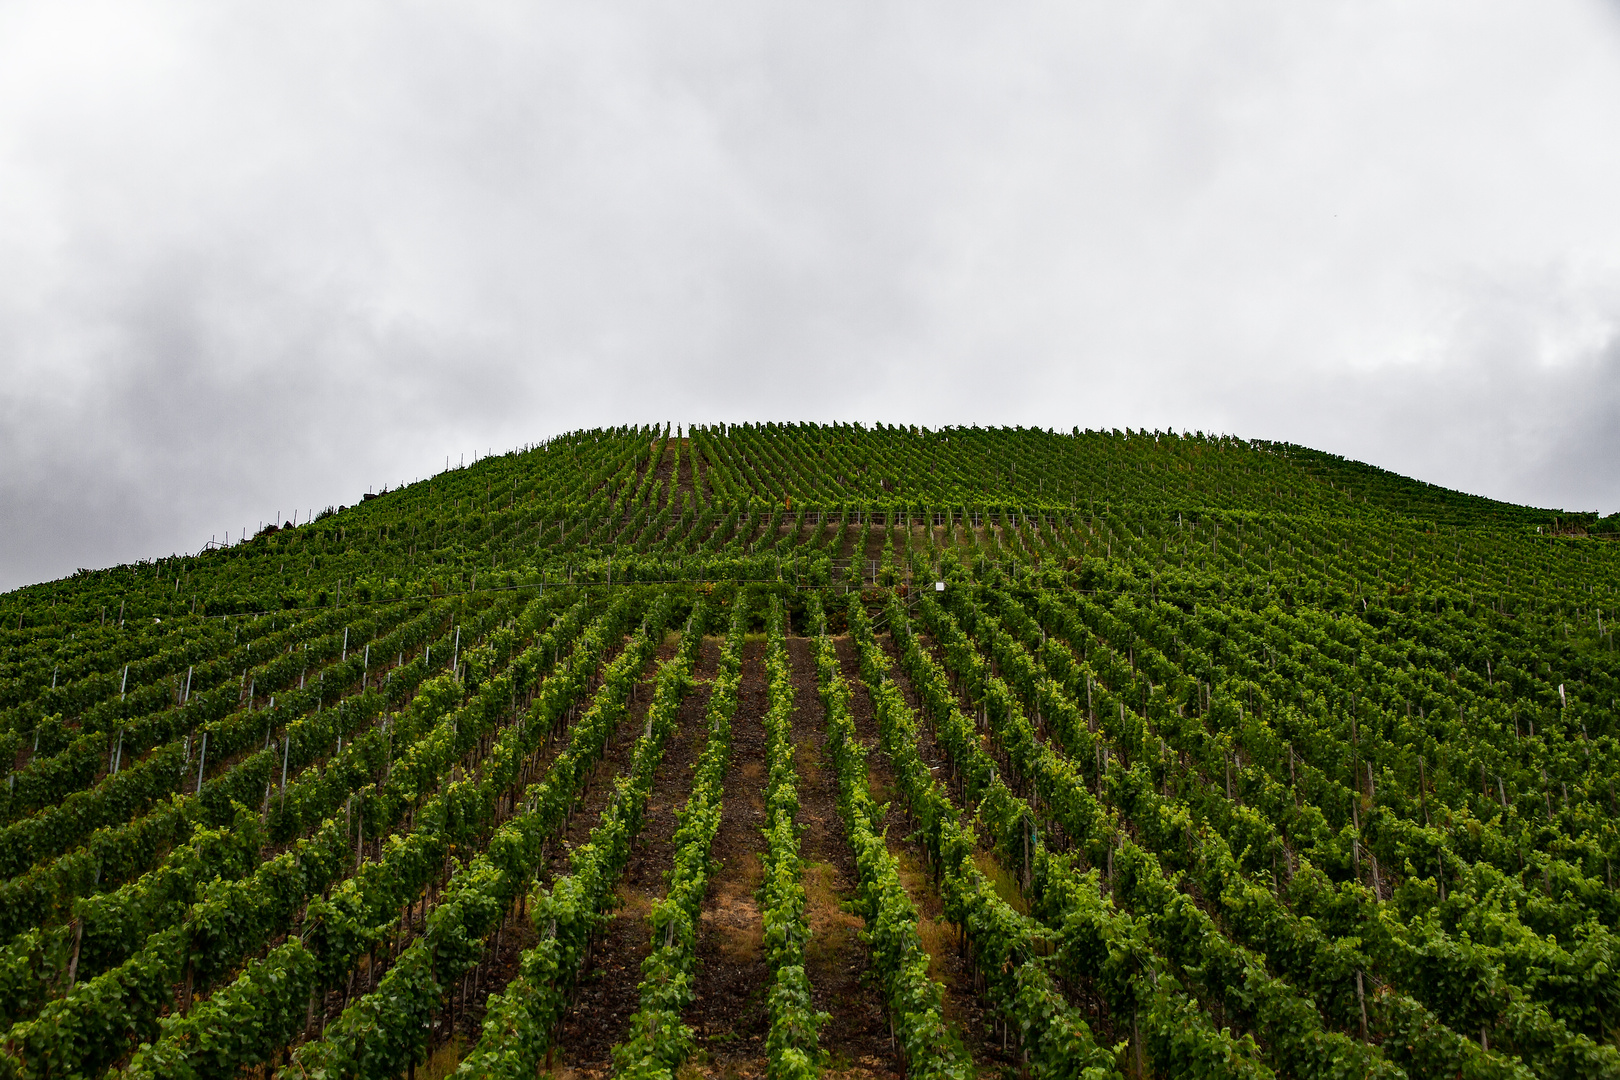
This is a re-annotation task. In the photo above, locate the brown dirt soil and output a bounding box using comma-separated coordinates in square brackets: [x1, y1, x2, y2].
[415, 622, 1024, 1079]
[680, 638, 771, 1079]
[860, 526, 890, 568]
[543, 633, 722, 1078]
[300, 631, 649, 1051]
[786, 636, 904, 1080]
[876, 630, 1029, 921]
[832, 635, 1012, 1076]
[650, 436, 677, 484]
[421, 633, 690, 1058]
[835, 524, 861, 562]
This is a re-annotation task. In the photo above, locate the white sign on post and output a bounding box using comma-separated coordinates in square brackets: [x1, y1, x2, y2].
[935, 581, 945, 592]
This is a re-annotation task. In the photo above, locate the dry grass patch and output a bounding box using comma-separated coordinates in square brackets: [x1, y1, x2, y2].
[972, 851, 1028, 915]
[803, 859, 864, 970]
[700, 848, 764, 963]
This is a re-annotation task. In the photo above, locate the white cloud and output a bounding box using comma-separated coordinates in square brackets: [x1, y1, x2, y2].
[3, 1, 1619, 588]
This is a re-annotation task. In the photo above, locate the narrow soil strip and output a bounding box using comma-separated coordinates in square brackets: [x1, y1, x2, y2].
[879, 632, 1028, 917]
[682, 638, 771, 1079]
[310, 625, 640, 1051]
[422, 630, 692, 1068]
[543, 633, 723, 1080]
[842, 525, 861, 566]
[786, 635, 903, 1080]
[833, 635, 1011, 1075]
[861, 525, 889, 568]
[387, 628, 675, 1076]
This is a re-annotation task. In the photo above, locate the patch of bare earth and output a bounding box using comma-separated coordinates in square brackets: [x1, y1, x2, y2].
[543, 634, 723, 1080]
[786, 635, 902, 1080]
[302, 632, 657, 1073]
[681, 638, 771, 1080]
[833, 635, 1012, 1076]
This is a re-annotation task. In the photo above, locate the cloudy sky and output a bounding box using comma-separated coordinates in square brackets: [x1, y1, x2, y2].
[3, 2, 1619, 590]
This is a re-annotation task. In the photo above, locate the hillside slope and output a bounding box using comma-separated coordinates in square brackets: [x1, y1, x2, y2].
[0, 423, 1615, 1080]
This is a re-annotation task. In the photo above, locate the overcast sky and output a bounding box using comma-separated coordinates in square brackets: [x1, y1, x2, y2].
[3, 2, 1619, 590]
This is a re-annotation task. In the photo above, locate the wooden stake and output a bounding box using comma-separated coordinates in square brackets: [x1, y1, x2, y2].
[1356, 970, 1368, 1041]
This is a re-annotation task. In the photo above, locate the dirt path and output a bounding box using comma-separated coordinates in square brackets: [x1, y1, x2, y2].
[542, 633, 723, 1079]
[786, 636, 903, 1080]
[832, 635, 1010, 1075]
[682, 638, 771, 1079]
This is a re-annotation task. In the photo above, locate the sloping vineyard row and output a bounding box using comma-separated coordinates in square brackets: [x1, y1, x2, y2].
[4, 592, 604, 1077]
[911, 583, 1549, 1078]
[0, 423, 1613, 1078]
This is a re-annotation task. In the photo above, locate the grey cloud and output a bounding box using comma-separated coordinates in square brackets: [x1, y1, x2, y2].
[3, 2, 1620, 590]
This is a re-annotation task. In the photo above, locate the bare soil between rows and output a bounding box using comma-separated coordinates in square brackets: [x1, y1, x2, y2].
[833, 636, 1011, 1076]
[437, 630, 1013, 1079]
[545, 633, 722, 1078]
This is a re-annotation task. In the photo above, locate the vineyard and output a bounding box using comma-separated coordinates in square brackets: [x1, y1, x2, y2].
[0, 422, 1616, 1080]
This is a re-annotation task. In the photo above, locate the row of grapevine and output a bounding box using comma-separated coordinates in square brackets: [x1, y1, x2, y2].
[0, 600, 439, 880]
[454, 593, 724, 1079]
[1, 604, 308, 813]
[923, 566, 1609, 1078]
[60, 594, 580, 995]
[850, 595, 1251, 1080]
[0, 595, 465, 968]
[1033, 574, 1615, 903]
[610, 597, 749, 1080]
[262, 591, 681, 1080]
[0, 592, 609, 1078]
[0, 602, 490, 1037]
[1018, 580, 1617, 1028]
[807, 596, 972, 1080]
[918, 584, 1506, 1079]
[914, 578, 1478, 1073]
[975, 575, 1620, 1075]
[756, 597, 826, 1080]
[2, 603, 335, 739]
